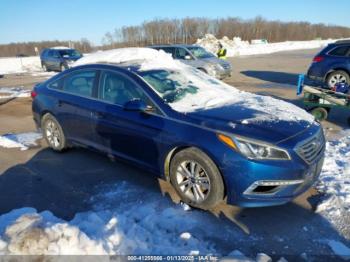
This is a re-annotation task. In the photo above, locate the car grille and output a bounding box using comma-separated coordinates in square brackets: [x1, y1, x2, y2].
[295, 129, 325, 164]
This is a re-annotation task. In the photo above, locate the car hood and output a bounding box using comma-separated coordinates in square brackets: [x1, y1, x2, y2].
[201, 57, 231, 67]
[62, 56, 81, 61]
[185, 103, 316, 144]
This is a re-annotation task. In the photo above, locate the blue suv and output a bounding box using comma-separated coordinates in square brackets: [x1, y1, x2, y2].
[40, 48, 83, 72]
[307, 40, 350, 88]
[32, 49, 325, 209]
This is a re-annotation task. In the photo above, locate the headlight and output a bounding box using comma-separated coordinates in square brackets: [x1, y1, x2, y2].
[218, 134, 291, 160]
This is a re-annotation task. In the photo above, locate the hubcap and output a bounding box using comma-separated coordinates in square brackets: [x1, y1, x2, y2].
[45, 120, 61, 148]
[175, 161, 210, 203]
[329, 74, 346, 87]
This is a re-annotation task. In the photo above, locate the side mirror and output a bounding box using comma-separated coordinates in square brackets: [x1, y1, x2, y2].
[184, 55, 192, 60]
[124, 99, 154, 113]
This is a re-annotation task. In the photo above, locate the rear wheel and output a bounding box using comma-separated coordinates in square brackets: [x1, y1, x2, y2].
[41, 114, 67, 152]
[326, 70, 349, 89]
[169, 147, 224, 209]
[311, 107, 328, 121]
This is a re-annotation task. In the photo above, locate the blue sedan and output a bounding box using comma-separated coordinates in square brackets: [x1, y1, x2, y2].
[32, 49, 326, 209]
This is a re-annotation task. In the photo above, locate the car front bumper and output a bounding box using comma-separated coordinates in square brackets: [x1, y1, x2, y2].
[218, 125, 325, 207]
[223, 152, 324, 207]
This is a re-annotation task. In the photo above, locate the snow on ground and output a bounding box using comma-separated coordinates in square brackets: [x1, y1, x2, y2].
[0, 87, 31, 99]
[196, 34, 338, 57]
[0, 132, 42, 151]
[0, 56, 42, 75]
[316, 130, 350, 236]
[0, 131, 349, 259]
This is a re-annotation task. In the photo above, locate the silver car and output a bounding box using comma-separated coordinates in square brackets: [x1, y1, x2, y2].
[150, 44, 232, 79]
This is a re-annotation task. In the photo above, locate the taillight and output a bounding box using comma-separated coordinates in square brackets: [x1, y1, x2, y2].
[313, 56, 324, 63]
[31, 90, 37, 99]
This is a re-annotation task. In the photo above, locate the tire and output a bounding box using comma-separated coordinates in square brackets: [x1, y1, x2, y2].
[60, 64, 66, 72]
[42, 63, 48, 72]
[169, 147, 224, 209]
[311, 107, 328, 121]
[326, 70, 349, 89]
[41, 113, 67, 152]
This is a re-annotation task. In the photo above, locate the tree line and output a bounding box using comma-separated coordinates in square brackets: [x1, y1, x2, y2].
[1, 16, 350, 57]
[0, 39, 93, 57]
[102, 16, 350, 48]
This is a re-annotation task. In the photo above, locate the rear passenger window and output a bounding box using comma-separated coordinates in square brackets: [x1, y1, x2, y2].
[99, 71, 148, 106]
[62, 70, 96, 97]
[48, 78, 62, 90]
[328, 46, 350, 56]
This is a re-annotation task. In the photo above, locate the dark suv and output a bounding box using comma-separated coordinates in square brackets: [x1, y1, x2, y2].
[307, 40, 350, 88]
[40, 48, 83, 72]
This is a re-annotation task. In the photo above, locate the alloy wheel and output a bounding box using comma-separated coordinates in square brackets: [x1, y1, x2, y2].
[329, 74, 347, 87]
[45, 120, 61, 148]
[175, 160, 211, 203]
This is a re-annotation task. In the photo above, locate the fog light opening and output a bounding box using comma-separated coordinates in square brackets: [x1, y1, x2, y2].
[252, 185, 279, 194]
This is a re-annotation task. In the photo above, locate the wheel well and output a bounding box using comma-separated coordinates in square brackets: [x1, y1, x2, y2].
[39, 111, 54, 126]
[325, 68, 350, 80]
[163, 146, 227, 197]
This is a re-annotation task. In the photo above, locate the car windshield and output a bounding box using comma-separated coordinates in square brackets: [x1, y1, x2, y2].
[187, 46, 215, 59]
[59, 49, 82, 58]
[139, 70, 200, 103]
[138, 68, 225, 105]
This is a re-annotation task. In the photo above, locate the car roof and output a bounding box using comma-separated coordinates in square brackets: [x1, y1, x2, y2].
[334, 39, 350, 45]
[71, 61, 147, 73]
[150, 44, 200, 48]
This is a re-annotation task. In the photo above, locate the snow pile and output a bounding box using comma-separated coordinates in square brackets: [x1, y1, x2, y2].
[0, 56, 42, 75]
[0, 132, 42, 150]
[196, 34, 336, 57]
[74, 48, 315, 124]
[316, 130, 350, 214]
[0, 208, 106, 255]
[0, 87, 31, 99]
[0, 182, 215, 255]
[74, 47, 183, 71]
[51, 46, 70, 50]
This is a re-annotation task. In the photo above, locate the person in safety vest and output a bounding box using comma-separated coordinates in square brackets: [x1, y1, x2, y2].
[217, 42, 227, 59]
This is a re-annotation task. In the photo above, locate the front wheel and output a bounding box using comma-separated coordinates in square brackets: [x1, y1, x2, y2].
[60, 64, 67, 72]
[170, 148, 224, 209]
[41, 114, 67, 152]
[42, 63, 48, 72]
[326, 70, 349, 89]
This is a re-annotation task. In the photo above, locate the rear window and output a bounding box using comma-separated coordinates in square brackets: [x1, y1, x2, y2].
[328, 46, 350, 56]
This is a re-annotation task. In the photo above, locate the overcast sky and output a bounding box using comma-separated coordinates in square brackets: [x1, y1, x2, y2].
[1, 0, 349, 45]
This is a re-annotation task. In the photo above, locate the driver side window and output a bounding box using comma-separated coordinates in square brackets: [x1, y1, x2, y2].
[175, 48, 190, 59]
[99, 71, 148, 106]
